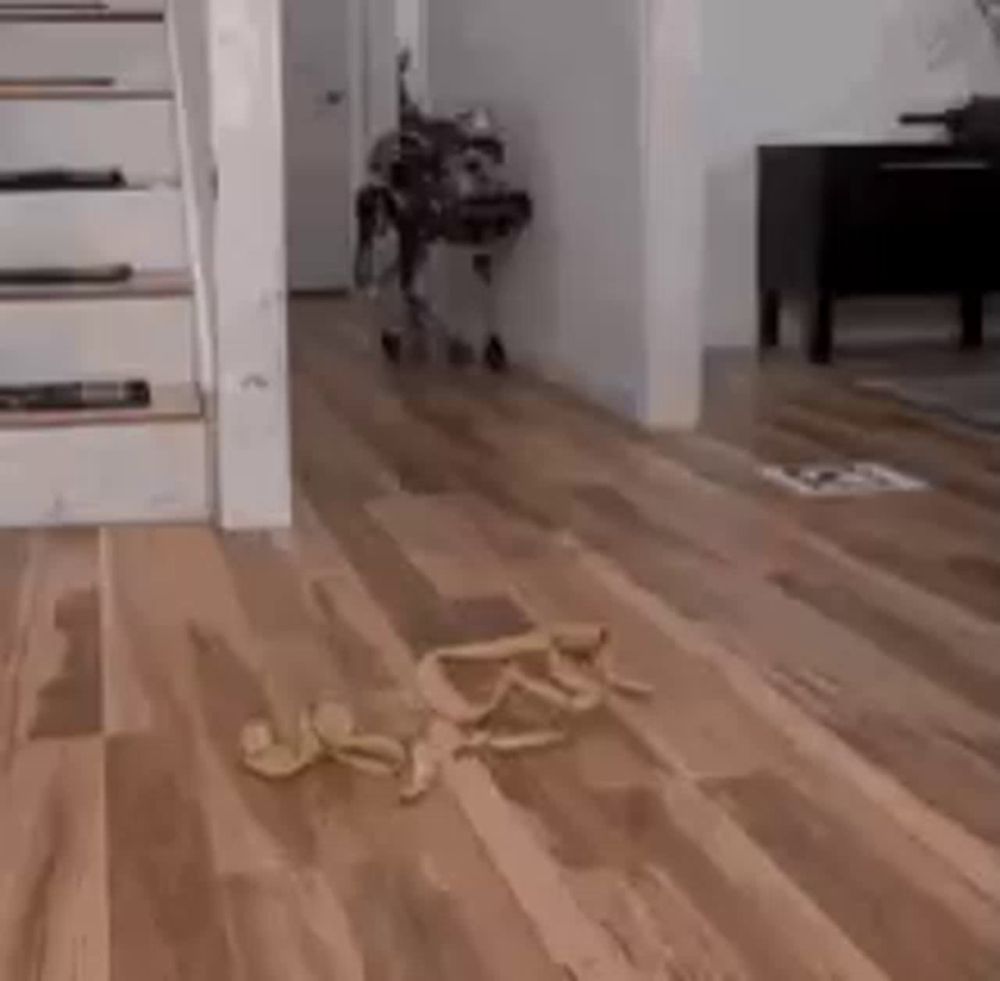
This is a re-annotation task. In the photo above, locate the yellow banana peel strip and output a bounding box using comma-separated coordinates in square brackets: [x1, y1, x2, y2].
[240, 623, 650, 803]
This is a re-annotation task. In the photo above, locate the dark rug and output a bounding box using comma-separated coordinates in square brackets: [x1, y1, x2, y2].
[857, 370, 1000, 432]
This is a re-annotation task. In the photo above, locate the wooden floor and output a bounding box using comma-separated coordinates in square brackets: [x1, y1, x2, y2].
[2, 298, 1000, 980]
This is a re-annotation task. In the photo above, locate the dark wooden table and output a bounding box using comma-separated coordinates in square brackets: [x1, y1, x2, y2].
[758, 142, 1000, 362]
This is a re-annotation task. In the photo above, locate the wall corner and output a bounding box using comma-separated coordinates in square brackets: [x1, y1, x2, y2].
[639, 0, 706, 431]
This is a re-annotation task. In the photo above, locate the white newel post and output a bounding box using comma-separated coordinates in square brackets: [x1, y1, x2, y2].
[208, 0, 292, 528]
[642, 0, 705, 429]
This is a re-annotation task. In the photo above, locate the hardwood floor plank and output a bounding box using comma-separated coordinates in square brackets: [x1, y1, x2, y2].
[162, 552, 399, 978]
[295, 338, 560, 534]
[770, 568, 1000, 718]
[221, 531, 321, 639]
[768, 388, 1000, 513]
[506, 471, 1000, 851]
[28, 587, 101, 739]
[493, 463, 1000, 858]
[9, 302, 1000, 979]
[708, 353, 1000, 491]
[0, 740, 108, 981]
[447, 489, 1000, 977]
[665, 406, 1000, 634]
[320, 779, 567, 981]
[123, 516, 566, 980]
[278, 503, 639, 980]
[187, 622, 327, 872]
[787, 506, 1000, 627]
[368, 493, 513, 600]
[459, 489, 1000, 939]
[17, 531, 102, 741]
[395, 347, 1000, 668]
[441, 751, 648, 980]
[106, 532, 338, 981]
[708, 770, 1000, 980]
[0, 531, 29, 649]
[266, 566, 571, 981]
[654, 428, 1000, 664]
[303, 321, 1000, 883]
[345, 860, 494, 981]
[305, 486, 529, 654]
[568, 540, 1000, 907]
[696, 366, 1000, 618]
[221, 871, 366, 981]
[99, 529, 153, 737]
[488, 720, 884, 981]
[106, 734, 235, 981]
[508, 360, 1000, 642]
[296, 347, 460, 497]
[301, 482, 881, 979]
[111, 526, 325, 876]
[679, 575, 1000, 847]
[292, 372, 401, 503]
[0, 529, 31, 761]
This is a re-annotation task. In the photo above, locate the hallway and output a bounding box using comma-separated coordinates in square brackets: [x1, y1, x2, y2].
[1, 297, 999, 979]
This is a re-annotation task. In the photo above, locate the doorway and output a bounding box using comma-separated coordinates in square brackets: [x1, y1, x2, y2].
[283, 0, 400, 294]
[283, 0, 352, 291]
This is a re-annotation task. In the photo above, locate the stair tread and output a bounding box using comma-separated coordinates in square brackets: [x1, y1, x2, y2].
[0, 5, 163, 23]
[0, 176, 179, 193]
[0, 169, 178, 192]
[0, 382, 201, 429]
[0, 82, 170, 101]
[0, 268, 192, 301]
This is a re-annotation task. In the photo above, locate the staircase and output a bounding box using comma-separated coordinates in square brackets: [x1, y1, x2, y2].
[0, 0, 211, 526]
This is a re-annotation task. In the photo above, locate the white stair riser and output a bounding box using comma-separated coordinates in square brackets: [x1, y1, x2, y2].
[0, 188, 187, 268]
[0, 101, 177, 179]
[0, 296, 194, 384]
[0, 421, 209, 526]
[0, 23, 169, 86]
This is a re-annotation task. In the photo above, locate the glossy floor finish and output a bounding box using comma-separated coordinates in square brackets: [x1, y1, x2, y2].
[2, 300, 999, 980]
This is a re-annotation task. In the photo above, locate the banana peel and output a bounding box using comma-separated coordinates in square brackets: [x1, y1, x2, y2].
[239, 623, 651, 804]
[482, 728, 568, 755]
[241, 701, 406, 782]
[417, 622, 644, 724]
[400, 737, 439, 803]
[240, 710, 324, 780]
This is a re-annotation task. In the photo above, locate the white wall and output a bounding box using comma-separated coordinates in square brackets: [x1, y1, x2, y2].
[362, 0, 399, 156]
[427, 0, 705, 426]
[704, 0, 1000, 347]
[396, 0, 423, 53]
[429, 0, 699, 424]
[395, 0, 427, 100]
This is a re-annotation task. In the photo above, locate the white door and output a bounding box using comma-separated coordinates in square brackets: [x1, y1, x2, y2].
[284, 0, 352, 291]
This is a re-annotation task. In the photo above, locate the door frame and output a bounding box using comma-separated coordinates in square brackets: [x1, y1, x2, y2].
[346, 0, 365, 268]
[345, 0, 400, 267]
[282, 0, 396, 292]
[283, 0, 354, 292]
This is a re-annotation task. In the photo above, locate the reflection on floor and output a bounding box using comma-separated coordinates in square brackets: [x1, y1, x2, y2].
[1, 299, 998, 980]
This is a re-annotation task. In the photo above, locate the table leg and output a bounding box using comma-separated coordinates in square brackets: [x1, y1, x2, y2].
[808, 292, 834, 364]
[759, 289, 781, 351]
[960, 291, 984, 350]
